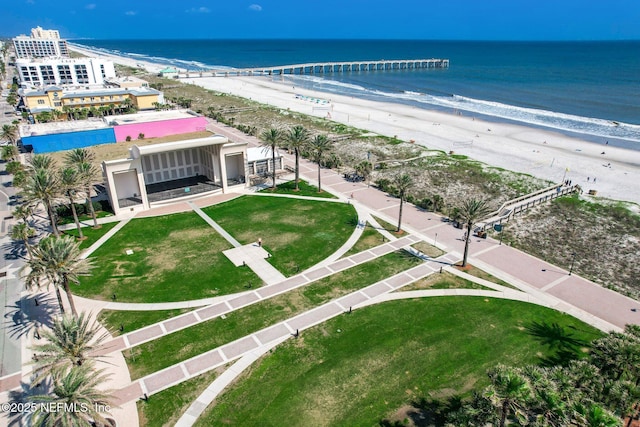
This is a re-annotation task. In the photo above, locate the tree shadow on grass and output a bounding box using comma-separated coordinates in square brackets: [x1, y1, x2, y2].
[379, 396, 463, 427]
[525, 321, 591, 367]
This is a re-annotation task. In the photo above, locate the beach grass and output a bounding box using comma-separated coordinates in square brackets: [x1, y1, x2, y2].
[124, 250, 422, 380]
[196, 297, 603, 426]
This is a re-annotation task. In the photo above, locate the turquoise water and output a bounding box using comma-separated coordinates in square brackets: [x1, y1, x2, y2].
[75, 39, 640, 142]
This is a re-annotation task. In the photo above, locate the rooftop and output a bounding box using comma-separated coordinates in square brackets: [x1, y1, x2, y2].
[105, 109, 199, 126]
[19, 118, 108, 137]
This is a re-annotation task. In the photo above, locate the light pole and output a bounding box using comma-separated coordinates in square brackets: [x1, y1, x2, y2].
[569, 252, 577, 275]
[434, 232, 438, 248]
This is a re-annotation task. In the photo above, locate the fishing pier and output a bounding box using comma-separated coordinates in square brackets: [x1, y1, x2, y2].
[177, 58, 449, 78]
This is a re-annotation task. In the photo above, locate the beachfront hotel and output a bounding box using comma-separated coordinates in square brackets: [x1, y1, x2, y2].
[19, 84, 163, 115]
[15, 57, 116, 88]
[12, 26, 69, 59]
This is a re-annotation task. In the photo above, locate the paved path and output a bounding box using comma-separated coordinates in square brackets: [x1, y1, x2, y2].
[4, 120, 638, 426]
[113, 250, 444, 405]
[95, 234, 423, 356]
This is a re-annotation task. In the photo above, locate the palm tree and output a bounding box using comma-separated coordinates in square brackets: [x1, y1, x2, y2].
[27, 363, 115, 427]
[30, 312, 108, 382]
[572, 403, 621, 427]
[307, 134, 331, 193]
[22, 167, 62, 237]
[457, 198, 493, 267]
[355, 160, 373, 187]
[65, 148, 99, 229]
[485, 365, 532, 427]
[1, 144, 18, 162]
[10, 221, 36, 259]
[23, 235, 92, 316]
[28, 153, 55, 172]
[1, 123, 18, 145]
[286, 125, 310, 191]
[394, 173, 413, 233]
[260, 127, 282, 189]
[60, 167, 85, 240]
[13, 204, 34, 223]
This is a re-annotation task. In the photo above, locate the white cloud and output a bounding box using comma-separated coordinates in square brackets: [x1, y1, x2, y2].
[248, 4, 262, 12]
[125, 10, 137, 16]
[85, 3, 96, 10]
[186, 6, 210, 13]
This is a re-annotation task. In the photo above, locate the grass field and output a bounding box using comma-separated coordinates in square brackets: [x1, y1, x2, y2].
[73, 211, 259, 302]
[137, 368, 220, 427]
[259, 180, 337, 198]
[202, 195, 356, 275]
[342, 222, 387, 257]
[196, 297, 603, 426]
[125, 250, 421, 380]
[63, 221, 119, 250]
[98, 308, 193, 337]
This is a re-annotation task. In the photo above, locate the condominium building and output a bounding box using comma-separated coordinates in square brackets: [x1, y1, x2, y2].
[30, 26, 61, 39]
[16, 57, 116, 88]
[13, 26, 69, 58]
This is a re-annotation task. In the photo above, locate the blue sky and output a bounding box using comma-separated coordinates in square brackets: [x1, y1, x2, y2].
[2, 0, 639, 40]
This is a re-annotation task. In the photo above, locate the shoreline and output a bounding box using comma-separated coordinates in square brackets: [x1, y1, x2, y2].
[70, 44, 640, 206]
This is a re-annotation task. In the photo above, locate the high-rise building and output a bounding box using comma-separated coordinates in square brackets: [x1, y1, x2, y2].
[30, 26, 61, 40]
[16, 57, 116, 88]
[13, 27, 69, 59]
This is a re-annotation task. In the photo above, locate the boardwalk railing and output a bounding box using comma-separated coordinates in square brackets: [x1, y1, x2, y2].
[477, 184, 579, 232]
[178, 59, 449, 78]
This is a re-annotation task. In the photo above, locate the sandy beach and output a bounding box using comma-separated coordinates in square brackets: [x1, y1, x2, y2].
[71, 44, 640, 205]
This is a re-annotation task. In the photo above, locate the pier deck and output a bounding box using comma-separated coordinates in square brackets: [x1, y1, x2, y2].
[177, 58, 449, 78]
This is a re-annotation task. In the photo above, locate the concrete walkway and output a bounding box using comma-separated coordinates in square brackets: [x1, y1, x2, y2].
[95, 234, 423, 356]
[112, 250, 443, 405]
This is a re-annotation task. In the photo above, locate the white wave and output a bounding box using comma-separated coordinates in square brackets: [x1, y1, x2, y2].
[293, 75, 368, 92]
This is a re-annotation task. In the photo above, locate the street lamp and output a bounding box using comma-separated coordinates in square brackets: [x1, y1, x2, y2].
[569, 252, 577, 275]
[434, 232, 438, 248]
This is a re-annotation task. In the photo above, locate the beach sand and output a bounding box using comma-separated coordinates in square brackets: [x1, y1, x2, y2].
[70, 44, 640, 205]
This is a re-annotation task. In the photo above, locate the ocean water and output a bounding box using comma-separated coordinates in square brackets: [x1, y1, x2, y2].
[74, 39, 640, 143]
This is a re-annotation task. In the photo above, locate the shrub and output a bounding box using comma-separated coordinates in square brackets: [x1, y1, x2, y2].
[126, 136, 132, 142]
[138, 133, 145, 140]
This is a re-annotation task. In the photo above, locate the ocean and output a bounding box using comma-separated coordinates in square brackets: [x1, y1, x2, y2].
[73, 39, 640, 143]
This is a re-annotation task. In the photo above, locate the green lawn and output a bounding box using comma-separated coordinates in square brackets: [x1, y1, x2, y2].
[197, 297, 603, 426]
[138, 368, 219, 427]
[202, 195, 356, 275]
[73, 211, 259, 302]
[402, 271, 491, 291]
[125, 250, 421, 380]
[259, 180, 337, 198]
[63, 221, 119, 250]
[98, 308, 193, 337]
[342, 222, 387, 257]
